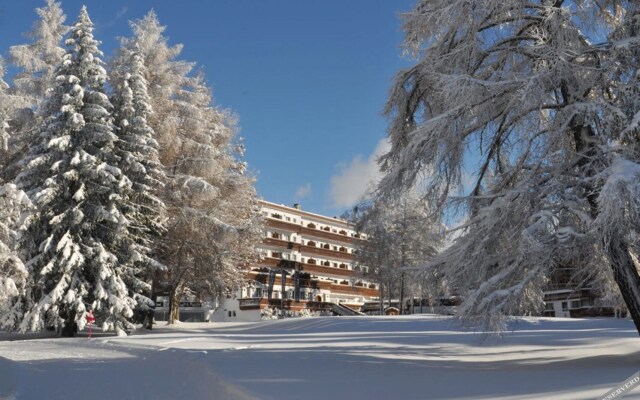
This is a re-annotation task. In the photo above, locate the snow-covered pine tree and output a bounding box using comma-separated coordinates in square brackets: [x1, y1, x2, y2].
[120, 12, 262, 324]
[0, 184, 32, 331]
[110, 44, 167, 321]
[16, 7, 137, 336]
[378, 0, 640, 334]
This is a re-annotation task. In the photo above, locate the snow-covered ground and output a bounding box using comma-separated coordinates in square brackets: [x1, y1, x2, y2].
[0, 315, 638, 400]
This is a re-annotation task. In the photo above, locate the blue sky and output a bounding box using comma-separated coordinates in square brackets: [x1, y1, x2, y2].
[0, 0, 416, 216]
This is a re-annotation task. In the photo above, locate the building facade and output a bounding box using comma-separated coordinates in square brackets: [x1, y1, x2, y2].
[210, 200, 379, 321]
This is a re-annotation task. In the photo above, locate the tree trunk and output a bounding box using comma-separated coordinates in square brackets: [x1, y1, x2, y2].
[563, 103, 640, 335]
[60, 311, 77, 337]
[379, 284, 384, 315]
[608, 236, 640, 336]
[168, 287, 181, 325]
[399, 271, 405, 315]
[387, 279, 392, 310]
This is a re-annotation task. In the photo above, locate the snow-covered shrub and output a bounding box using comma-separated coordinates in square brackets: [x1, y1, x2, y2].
[261, 307, 320, 320]
[261, 307, 279, 320]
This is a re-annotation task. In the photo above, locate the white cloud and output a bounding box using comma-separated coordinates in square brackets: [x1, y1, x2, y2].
[329, 139, 391, 209]
[116, 6, 128, 19]
[96, 6, 128, 29]
[294, 183, 312, 200]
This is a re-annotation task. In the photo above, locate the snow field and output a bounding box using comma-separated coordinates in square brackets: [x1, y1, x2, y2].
[0, 315, 639, 400]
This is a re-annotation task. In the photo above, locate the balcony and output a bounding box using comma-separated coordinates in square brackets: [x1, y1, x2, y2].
[299, 225, 355, 244]
[299, 243, 354, 261]
[239, 298, 263, 310]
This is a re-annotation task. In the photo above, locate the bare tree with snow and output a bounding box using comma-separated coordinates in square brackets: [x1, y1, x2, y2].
[0, 59, 12, 170]
[118, 12, 262, 324]
[9, 0, 68, 109]
[4, 0, 68, 179]
[352, 194, 443, 314]
[379, 0, 640, 333]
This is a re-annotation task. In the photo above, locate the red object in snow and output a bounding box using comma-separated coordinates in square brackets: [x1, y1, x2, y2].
[86, 310, 96, 338]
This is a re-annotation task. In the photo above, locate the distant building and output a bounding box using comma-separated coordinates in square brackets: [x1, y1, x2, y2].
[542, 265, 609, 318]
[208, 200, 379, 321]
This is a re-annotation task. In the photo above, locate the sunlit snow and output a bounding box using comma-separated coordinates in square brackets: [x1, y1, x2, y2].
[0, 315, 638, 400]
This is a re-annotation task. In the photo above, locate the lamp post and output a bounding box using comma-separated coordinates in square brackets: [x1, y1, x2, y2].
[280, 266, 287, 319]
[278, 258, 301, 319]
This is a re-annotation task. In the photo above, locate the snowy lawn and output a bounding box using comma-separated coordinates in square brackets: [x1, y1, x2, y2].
[0, 315, 638, 400]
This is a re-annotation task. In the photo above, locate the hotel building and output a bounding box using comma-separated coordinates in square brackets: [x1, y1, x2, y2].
[209, 200, 379, 321]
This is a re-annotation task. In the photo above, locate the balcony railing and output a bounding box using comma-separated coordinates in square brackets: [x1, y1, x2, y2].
[239, 298, 262, 308]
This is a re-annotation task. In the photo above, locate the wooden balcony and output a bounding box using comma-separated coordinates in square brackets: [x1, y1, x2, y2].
[248, 269, 378, 298]
[254, 257, 355, 279]
[299, 244, 354, 261]
[262, 237, 299, 250]
[299, 225, 355, 244]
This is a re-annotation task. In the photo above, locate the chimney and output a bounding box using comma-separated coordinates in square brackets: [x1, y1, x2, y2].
[293, 203, 301, 210]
